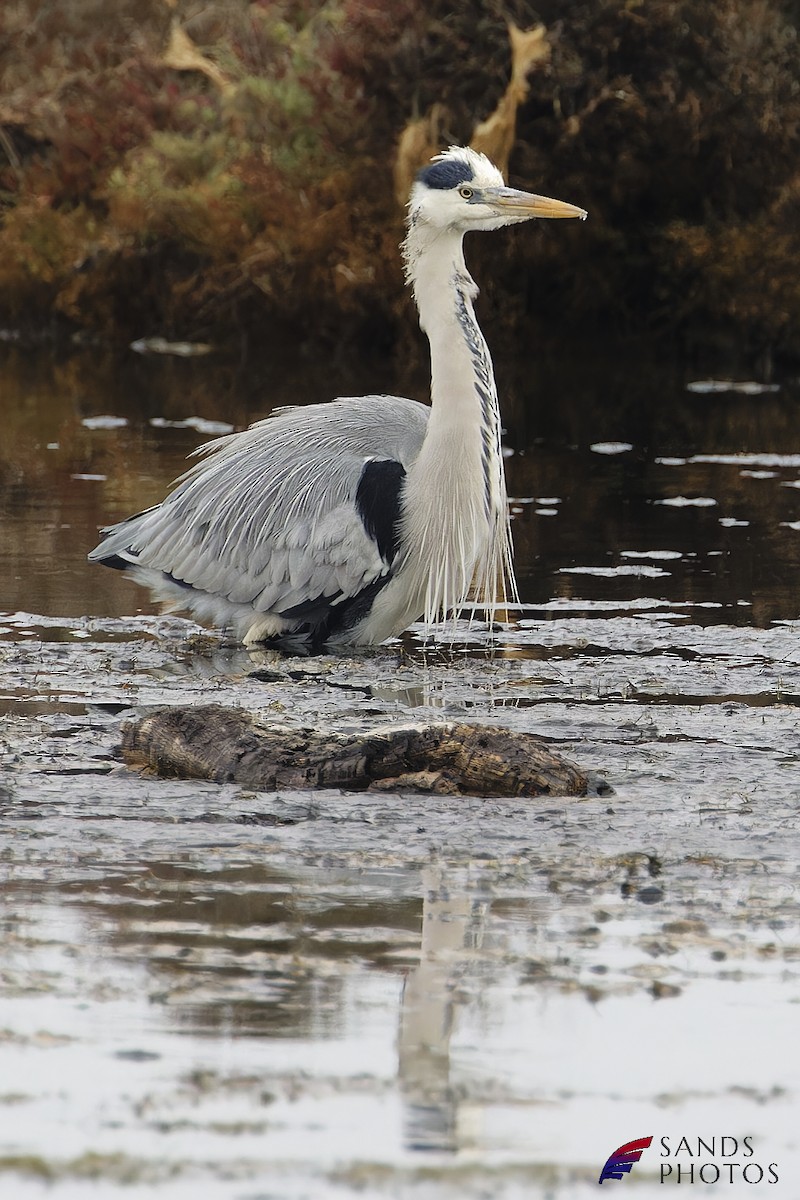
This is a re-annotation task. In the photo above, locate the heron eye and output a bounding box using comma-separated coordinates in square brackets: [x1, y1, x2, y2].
[459, 186, 474, 200]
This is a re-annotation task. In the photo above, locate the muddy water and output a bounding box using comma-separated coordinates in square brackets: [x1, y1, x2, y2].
[2, 343, 800, 1198]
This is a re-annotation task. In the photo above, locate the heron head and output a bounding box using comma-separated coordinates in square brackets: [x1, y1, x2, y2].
[409, 146, 587, 232]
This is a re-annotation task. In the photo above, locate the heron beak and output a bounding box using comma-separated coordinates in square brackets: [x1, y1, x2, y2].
[484, 186, 588, 220]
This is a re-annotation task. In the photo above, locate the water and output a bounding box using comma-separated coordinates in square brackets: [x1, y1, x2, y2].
[4, 341, 800, 626]
[2, 342, 800, 1197]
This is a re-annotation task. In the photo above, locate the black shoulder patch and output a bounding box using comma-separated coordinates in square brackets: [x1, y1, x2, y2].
[416, 157, 474, 191]
[355, 458, 405, 564]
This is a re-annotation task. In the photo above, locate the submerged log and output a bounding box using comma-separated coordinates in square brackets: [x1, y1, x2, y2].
[121, 704, 587, 797]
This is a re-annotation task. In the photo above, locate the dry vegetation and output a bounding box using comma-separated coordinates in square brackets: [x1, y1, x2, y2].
[1, 0, 799, 358]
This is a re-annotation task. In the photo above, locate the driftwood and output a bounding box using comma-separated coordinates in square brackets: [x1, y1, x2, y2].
[393, 22, 551, 203]
[121, 704, 587, 797]
[469, 23, 551, 178]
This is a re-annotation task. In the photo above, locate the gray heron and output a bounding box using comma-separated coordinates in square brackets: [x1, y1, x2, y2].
[89, 146, 586, 647]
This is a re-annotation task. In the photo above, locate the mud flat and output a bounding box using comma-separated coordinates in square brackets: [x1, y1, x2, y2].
[2, 608, 800, 1198]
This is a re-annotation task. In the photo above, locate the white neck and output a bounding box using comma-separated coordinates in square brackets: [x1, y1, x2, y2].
[406, 223, 488, 411]
[393, 216, 516, 627]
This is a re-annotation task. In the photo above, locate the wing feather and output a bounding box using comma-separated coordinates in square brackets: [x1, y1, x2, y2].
[92, 395, 429, 626]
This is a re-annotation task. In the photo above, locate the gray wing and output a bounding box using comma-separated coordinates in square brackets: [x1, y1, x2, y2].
[90, 395, 429, 617]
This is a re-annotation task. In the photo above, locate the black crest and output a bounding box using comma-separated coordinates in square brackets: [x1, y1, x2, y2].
[417, 157, 474, 191]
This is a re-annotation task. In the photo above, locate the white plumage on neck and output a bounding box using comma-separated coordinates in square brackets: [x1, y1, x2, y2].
[387, 214, 516, 631]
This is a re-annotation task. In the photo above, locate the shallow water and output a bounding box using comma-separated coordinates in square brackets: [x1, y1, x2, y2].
[3, 342, 800, 626]
[2, 343, 800, 1197]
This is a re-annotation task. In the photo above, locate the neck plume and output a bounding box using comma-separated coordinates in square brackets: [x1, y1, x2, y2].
[399, 215, 517, 628]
